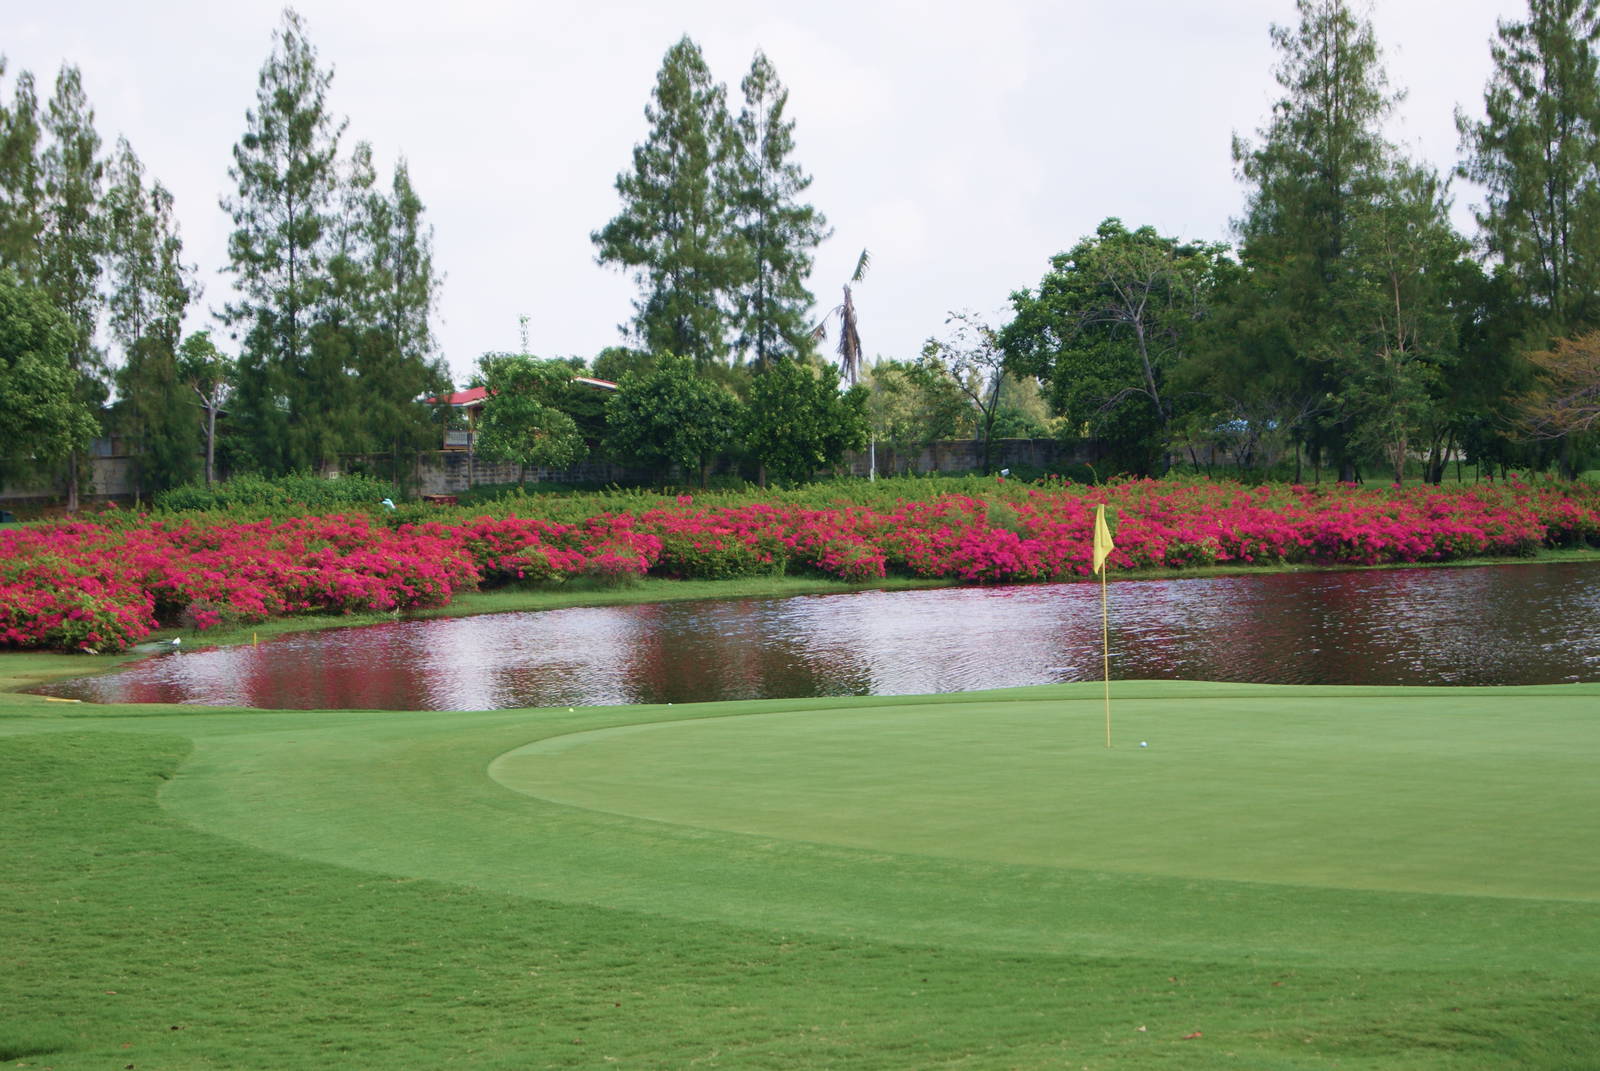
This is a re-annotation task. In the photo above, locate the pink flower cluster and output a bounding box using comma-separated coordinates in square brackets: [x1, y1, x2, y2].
[1, 516, 479, 653]
[455, 514, 662, 584]
[3, 479, 1596, 653]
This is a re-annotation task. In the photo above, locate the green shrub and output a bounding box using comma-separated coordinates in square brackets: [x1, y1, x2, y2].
[156, 473, 401, 513]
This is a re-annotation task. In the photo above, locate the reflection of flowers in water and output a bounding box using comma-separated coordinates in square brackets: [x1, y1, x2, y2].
[43, 562, 1600, 708]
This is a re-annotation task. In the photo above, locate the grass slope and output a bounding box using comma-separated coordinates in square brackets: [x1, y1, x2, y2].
[3, 682, 1599, 1068]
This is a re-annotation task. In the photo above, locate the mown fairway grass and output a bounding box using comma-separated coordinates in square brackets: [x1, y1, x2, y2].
[3, 678, 1599, 1069]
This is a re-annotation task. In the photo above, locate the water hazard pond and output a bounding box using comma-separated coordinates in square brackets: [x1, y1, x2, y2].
[38, 560, 1600, 710]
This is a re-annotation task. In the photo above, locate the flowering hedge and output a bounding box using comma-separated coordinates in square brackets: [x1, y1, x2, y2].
[3, 478, 1597, 653]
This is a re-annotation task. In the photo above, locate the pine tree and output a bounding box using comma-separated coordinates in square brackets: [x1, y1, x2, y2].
[222, 7, 347, 474]
[1232, 0, 1399, 481]
[105, 136, 199, 495]
[351, 155, 448, 481]
[1458, 0, 1600, 338]
[39, 63, 105, 509]
[731, 51, 828, 368]
[0, 60, 44, 280]
[1340, 159, 1468, 482]
[593, 36, 741, 366]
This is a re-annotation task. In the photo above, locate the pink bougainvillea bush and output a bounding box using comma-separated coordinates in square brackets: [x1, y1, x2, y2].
[3, 477, 1597, 653]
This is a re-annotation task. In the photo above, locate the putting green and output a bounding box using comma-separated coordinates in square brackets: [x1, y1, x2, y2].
[138, 681, 1600, 973]
[489, 690, 1600, 899]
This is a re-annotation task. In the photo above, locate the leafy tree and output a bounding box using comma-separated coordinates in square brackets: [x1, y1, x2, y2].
[0, 60, 44, 280]
[222, 7, 347, 474]
[104, 137, 198, 495]
[864, 358, 970, 471]
[177, 331, 233, 486]
[919, 312, 1011, 475]
[1517, 330, 1600, 472]
[1232, 0, 1398, 481]
[730, 51, 828, 368]
[591, 345, 653, 384]
[1180, 259, 1331, 477]
[742, 357, 867, 484]
[1442, 261, 1538, 479]
[474, 354, 586, 486]
[0, 270, 97, 485]
[604, 352, 740, 485]
[1458, 0, 1600, 338]
[593, 37, 740, 366]
[1002, 219, 1224, 475]
[989, 373, 1054, 439]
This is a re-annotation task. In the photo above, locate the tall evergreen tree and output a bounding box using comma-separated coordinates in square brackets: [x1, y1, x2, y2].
[350, 154, 449, 480]
[1458, 0, 1600, 339]
[39, 63, 106, 509]
[1232, 0, 1399, 480]
[593, 36, 741, 366]
[222, 7, 346, 474]
[1339, 160, 1468, 482]
[0, 60, 44, 280]
[104, 137, 199, 495]
[731, 51, 828, 368]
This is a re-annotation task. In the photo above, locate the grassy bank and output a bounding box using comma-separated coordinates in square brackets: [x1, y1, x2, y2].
[3, 681, 1598, 1068]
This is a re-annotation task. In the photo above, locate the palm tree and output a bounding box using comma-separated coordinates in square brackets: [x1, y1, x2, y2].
[814, 248, 870, 385]
[813, 248, 873, 475]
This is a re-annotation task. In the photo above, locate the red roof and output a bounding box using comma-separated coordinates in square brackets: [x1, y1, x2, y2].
[431, 386, 488, 406]
[427, 378, 616, 407]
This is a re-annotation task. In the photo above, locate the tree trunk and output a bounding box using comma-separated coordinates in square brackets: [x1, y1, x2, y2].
[205, 405, 218, 485]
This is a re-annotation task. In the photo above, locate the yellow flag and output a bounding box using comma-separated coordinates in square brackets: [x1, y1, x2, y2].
[1092, 504, 1114, 575]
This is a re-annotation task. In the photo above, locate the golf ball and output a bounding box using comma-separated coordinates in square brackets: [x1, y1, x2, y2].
[1140, 741, 1148, 747]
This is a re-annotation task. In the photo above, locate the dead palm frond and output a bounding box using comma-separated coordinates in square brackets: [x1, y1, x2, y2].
[813, 248, 871, 386]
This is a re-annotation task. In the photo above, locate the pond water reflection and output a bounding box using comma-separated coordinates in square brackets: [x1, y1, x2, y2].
[38, 561, 1600, 709]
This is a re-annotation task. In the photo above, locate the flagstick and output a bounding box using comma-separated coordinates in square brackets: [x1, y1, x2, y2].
[1101, 564, 1111, 748]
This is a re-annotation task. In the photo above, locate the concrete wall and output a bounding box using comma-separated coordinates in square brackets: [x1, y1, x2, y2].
[2, 437, 1086, 510]
[406, 451, 651, 495]
[1, 455, 138, 511]
[839, 438, 1084, 478]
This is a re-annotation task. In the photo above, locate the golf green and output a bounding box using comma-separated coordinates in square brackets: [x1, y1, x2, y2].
[8, 678, 1600, 1068]
[142, 681, 1600, 972]
[489, 687, 1600, 897]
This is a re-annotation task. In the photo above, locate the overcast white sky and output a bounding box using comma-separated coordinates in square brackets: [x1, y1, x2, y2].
[7, 0, 1529, 387]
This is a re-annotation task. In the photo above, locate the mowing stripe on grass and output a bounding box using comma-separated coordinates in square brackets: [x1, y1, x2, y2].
[123, 681, 1600, 972]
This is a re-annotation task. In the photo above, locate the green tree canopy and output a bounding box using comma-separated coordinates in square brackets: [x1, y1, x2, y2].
[0, 60, 44, 280]
[1002, 218, 1225, 476]
[730, 51, 828, 368]
[222, 7, 347, 473]
[105, 136, 198, 496]
[1458, 0, 1600, 339]
[473, 354, 586, 485]
[1232, 0, 1399, 480]
[743, 357, 867, 484]
[864, 358, 970, 471]
[592, 37, 740, 366]
[0, 270, 98, 484]
[177, 330, 234, 487]
[604, 352, 740, 485]
[919, 312, 1013, 475]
